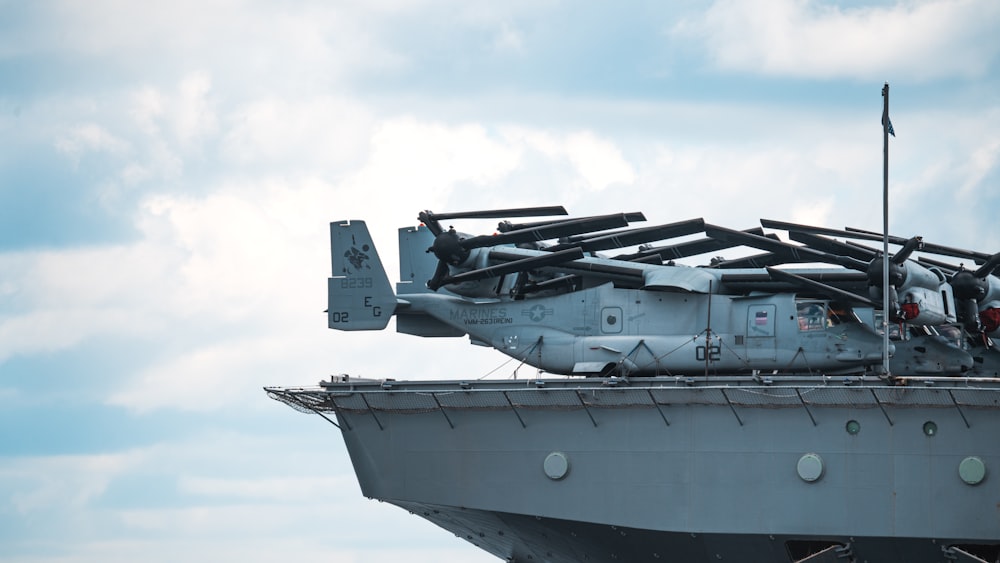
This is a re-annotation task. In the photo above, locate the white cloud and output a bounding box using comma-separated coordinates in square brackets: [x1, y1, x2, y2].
[4, 451, 145, 515]
[492, 21, 526, 53]
[564, 131, 636, 191]
[177, 474, 354, 501]
[674, 0, 1000, 81]
[175, 72, 218, 146]
[350, 117, 522, 203]
[54, 123, 131, 165]
[2, 1, 407, 95]
[0, 428, 498, 563]
[221, 96, 375, 170]
[0, 243, 182, 363]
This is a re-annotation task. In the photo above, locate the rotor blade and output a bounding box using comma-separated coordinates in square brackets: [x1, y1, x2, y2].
[438, 248, 585, 286]
[419, 206, 568, 237]
[766, 267, 878, 306]
[426, 259, 452, 291]
[843, 224, 996, 265]
[786, 232, 877, 261]
[487, 250, 647, 286]
[547, 218, 706, 253]
[974, 253, 1000, 278]
[629, 253, 667, 265]
[705, 224, 870, 271]
[614, 227, 772, 262]
[916, 240, 994, 265]
[762, 219, 932, 259]
[917, 256, 960, 274]
[498, 212, 646, 233]
[762, 219, 912, 246]
[429, 206, 569, 221]
[708, 251, 791, 269]
[890, 236, 923, 265]
[460, 213, 636, 249]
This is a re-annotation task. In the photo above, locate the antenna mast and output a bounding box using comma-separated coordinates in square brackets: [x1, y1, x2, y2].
[881, 83, 891, 377]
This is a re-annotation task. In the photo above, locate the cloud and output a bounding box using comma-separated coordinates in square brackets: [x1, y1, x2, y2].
[492, 21, 526, 53]
[3, 450, 145, 516]
[0, 2, 404, 88]
[54, 123, 131, 165]
[221, 96, 375, 170]
[673, 0, 1000, 81]
[0, 427, 496, 562]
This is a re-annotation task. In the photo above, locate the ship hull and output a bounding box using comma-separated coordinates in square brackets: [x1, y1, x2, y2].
[391, 502, 992, 563]
[269, 377, 1000, 562]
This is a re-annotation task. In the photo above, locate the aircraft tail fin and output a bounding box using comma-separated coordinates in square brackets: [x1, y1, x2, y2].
[328, 220, 395, 330]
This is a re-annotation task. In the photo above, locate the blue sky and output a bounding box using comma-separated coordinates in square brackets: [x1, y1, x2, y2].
[1, 1, 999, 561]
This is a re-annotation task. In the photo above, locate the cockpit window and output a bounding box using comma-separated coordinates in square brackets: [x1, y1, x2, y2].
[827, 304, 862, 326]
[797, 302, 829, 332]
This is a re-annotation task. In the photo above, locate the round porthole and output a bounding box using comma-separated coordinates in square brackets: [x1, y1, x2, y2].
[845, 420, 861, 435]
[544, 452, 569, 480]
[923, 421, 938, 436]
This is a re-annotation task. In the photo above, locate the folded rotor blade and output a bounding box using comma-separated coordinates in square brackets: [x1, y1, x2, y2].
[438, 248, 585, 287]
[766, 267, 878, 306]
[615, 227, 771, 262]
[460, 213, 635, 250]
[420, 206, 568, 236]
[498, 212, 645, 233]
[974, 253, 1000, 278]
[762, 219, 909, 245]
[890, 237, 923, 265]
[705, 224, 870, 271]
[427, 206, 568, 222]
[547, 218, 706, 253]
[709, 251, 790, 269]
[786, 232, 877, 261]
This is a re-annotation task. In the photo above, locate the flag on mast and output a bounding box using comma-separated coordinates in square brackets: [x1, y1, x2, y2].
[882, 110, 896, 137]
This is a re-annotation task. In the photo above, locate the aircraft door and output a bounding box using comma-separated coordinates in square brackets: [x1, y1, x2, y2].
[746, 304, 777, 361]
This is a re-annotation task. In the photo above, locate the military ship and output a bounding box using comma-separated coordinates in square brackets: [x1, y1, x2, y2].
[268, 209, 1000, 562]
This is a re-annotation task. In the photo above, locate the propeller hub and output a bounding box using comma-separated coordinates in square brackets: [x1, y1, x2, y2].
[951, 270, 989, 300]
[867, 257, 906, 287]
[429, 228, 470, 266]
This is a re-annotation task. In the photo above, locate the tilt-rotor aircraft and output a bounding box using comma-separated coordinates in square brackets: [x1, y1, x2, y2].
[329, 207, 893, 377]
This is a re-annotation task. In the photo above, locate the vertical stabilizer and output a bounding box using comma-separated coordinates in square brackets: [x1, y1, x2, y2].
[328, 220, 395, 330]
[397, 225, 438, 295]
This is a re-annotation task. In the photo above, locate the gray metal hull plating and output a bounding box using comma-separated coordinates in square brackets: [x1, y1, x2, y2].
[268, 377, 1000, 562]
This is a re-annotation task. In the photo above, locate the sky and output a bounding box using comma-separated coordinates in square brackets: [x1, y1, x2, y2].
[1, 0, 999, 561]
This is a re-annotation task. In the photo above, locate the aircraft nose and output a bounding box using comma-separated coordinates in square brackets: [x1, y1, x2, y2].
[945, 350, 975, 373]
[863, 342, 895, 361]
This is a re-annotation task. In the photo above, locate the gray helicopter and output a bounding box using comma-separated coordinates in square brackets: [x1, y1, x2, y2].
[328, 208, 893, 377]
